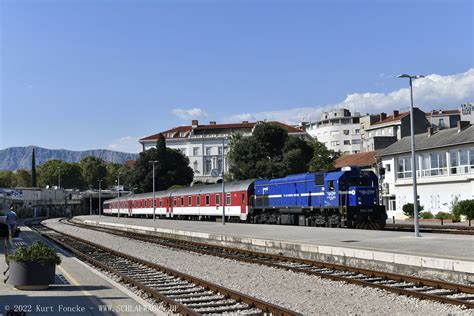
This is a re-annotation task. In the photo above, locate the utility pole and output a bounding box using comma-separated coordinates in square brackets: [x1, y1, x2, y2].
[149, 161, 158, 220]
[57, 167, 61, 188]
[89, 185, 93, 216]
[117, 173, 121, 218]
[98, 179, 103, 217]
[221, 138, 226, 225]
[398, 74, 424, 237]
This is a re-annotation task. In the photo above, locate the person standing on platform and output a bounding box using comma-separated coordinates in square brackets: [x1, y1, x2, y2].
[6, 205, 17, 240]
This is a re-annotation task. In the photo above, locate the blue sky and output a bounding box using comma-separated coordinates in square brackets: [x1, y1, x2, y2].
[1, 0, 473, 153]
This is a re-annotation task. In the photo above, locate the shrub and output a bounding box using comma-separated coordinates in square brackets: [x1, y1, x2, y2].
[435, 212, 452, 220]
[453, 199, 474, 221]
[419, 212, 434, 219]
[9, 241, 61, 265]
[402, 203, 424, 217]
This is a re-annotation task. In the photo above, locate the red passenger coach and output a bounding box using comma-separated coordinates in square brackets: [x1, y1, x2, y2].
[103, 180, 254, 221]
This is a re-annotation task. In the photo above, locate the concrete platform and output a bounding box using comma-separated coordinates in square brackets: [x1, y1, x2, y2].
[0, 225, 161, 315]
[75, 215, 474, 284]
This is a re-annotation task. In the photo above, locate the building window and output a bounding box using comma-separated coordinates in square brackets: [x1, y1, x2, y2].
[226, 193, 231, 205]
[355, 129, 360, 134]
[397, 156, 412, 179]
[193, 147, 199, 156]
[343, 140, 351, 145]
[179, 132, 186, 137]
[205, 195, 210, 205]
[385, 164, 391, 172]
[330, 130, 339, 136]
[352, 139, 361, 144]
[216, 194, 220, 206]
[188, 196, 192, 206]
[439, 118, 445, 128]
[389, 197, 396, 211]
[193, 161, 198, 171]
[204, 159, 212, 174]
[218, 147, 223, 155]
[343, 130, 350, 135]
[206, 147, 212, 155]
[217, 159, 223, 173]
[450, 148, 473, 174]
[330, 141, 339, 146]
[420, 152, 447, 177]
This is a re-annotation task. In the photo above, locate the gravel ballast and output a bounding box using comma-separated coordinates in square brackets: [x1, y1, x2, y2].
[43, 218, 470, 315]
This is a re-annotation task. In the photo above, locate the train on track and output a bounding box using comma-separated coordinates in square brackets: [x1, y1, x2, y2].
[103, 166, 387, 229]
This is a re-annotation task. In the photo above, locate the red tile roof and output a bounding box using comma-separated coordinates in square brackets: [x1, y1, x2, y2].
[334, 151, 378, 169]
[140, 121, 304, 141]
[372, 111, 409, 126]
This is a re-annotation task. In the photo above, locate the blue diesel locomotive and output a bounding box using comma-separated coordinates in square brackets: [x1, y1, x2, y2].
[253, 167, 387, 229]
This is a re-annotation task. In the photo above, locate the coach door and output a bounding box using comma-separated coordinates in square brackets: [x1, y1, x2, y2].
[128, 200, 132, 217]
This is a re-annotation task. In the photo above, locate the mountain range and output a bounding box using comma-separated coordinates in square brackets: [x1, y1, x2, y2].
[0, 146, 138, 171]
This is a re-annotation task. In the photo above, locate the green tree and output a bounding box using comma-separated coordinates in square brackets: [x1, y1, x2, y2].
[308, 141, 340, 172]
[31, 148, 37, 187]
[14, 169, 31, 187]
[452, 199, 474, 224]
[80, 156, 107, 188]
[38, 160, 84, 189]
[128, 140, 193, 193]
[402, 203, 424, 217]
[0, 170, 15, 188]
[228, 122, 314, 180]
[106, 163, 132, 190]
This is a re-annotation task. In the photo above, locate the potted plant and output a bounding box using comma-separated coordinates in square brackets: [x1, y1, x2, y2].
[7, 241, 61, 290]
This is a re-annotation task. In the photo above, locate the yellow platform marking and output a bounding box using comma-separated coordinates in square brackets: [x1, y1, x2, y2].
[57, 264, 103, 309]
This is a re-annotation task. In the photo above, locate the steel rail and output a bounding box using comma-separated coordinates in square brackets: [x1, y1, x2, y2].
[65, 219, 474, 308]
[30, 223, 299, 316]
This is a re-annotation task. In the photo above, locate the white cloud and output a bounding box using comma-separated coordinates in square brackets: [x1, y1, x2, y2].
[172, 108, 208, 120]
[225, 68, 474, 125]
[108, 136, 141, 153]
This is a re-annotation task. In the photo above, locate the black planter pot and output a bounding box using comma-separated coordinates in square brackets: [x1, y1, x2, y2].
[8, 260, 56, 290]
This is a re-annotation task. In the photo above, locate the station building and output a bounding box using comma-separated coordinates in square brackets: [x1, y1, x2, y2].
[139, 120, 309, 183]
[377, 121, 474, 219]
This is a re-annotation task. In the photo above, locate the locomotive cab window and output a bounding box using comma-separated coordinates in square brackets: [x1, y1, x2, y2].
[328, 180, 335, 191]
[315, 174, 324, 186]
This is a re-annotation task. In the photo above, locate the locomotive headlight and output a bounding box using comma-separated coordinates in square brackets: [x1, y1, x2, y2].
[357, 197, 362, 205]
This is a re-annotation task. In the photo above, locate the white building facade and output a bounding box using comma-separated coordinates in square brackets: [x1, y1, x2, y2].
[378, 122, 474, 219]
[305, 109, 362, 154]
[139, 120, 308, 183]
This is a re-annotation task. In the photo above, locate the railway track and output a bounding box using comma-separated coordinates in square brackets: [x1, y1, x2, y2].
[385, 223, 474, 235]
[29, 222, 298, 316]
[63, 218, 474, 309]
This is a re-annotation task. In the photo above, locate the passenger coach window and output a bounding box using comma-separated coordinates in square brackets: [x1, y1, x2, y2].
[159, 199, 162, 207]
[216, 194, 220, 205]
[181, 197, 184, 206]
[205, 195, 210, 205]
[188, 196, 192, 206]
[242, 193, 245, 204]
[197, 196, 201, 206]
[173, 198, 177, 206]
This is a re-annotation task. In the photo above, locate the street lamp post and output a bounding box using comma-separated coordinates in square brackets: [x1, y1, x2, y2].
[89, 185, 93, 216]
[98, 179, 103, 217]
[149, 160, 158, 220]
[221, 138, 226, 225]
[398, 74, 424, 238]
[57, 167, 61, 188]
[117, 173, 121, 218]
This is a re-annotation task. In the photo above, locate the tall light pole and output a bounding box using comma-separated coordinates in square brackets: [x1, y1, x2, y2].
[89, 185, 93, 216]
[398, 74, 424, 237]
[98, 179, 103, 217]
[221, 138, 226, 225]
[117, 173, 121, 218]
[57, 167, 61, 188]
[149, 160, 158, 220]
